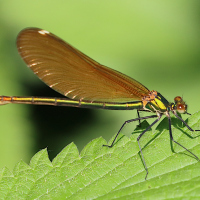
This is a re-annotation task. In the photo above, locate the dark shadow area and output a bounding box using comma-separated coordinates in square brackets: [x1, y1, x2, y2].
[23, 82, 96, 160]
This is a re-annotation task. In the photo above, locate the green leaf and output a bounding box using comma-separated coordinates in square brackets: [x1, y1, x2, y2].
[1, 112, 200, 199]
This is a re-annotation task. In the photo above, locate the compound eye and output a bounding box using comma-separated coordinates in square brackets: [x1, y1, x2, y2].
[176, 103, 187, 114]
[174, 96, 182, 103]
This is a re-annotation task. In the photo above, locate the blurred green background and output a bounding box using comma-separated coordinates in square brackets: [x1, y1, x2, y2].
[0, 1, 200, 170]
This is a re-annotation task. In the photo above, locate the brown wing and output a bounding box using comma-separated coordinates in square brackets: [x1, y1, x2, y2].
[17, 28, 149, 103]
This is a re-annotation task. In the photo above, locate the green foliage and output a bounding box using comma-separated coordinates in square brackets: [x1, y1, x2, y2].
[1, 112, 200, 200]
